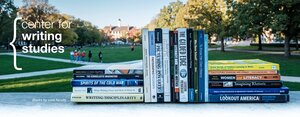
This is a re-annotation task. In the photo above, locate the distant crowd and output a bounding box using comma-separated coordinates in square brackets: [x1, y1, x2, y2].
[70, 48, 102, 63]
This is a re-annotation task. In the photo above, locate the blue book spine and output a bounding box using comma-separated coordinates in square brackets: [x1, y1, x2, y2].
[204, 34, 209, 102]
[197, 30, 205, 102]
[71, 79, 143, 86]
[209, 87, 289, 94]
[209, 94, 289, 103]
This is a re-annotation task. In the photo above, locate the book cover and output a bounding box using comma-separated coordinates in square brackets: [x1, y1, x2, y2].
[142, 28, 151, 102]
[177, 28, 188, 102]
[71, 79, 143, 86]
[209, 81, 283, 88]
[187, 28, 194, 102]
[197, 30, 206, 102]
[73, 86, 144, 94]
[208, 59, 280, 71]
[149, 31, 157, 102]
[169, 31, 175, 102]
[209, 94, 289, 103]
[193, 30, 199, 102]
[73, 69, 143, 75]
[73, 74, 143, 79]
[209, 87, 289, 94]
[155, 28, 164, 102]
[162, 28, 171, 102]
[173, 31, 180, 102]
[208, 70, 278, 75]
[209, 74, 281, 81]
[71, 93, 144, 102]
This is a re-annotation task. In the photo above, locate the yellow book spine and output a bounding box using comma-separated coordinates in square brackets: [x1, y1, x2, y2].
[208, 64, 280, 70]
[71, 93, 144, 102]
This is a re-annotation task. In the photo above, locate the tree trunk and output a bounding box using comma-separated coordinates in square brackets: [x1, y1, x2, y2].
[258, 34, 262, 51]
[284, 36, 291, 57]
[221, 37, 225, 52]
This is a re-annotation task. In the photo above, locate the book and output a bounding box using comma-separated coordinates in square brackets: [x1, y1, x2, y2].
[73, 74, 143, 79]
[208, 59, 280, 71]
[142, 28, 151, 102]
[71, 93, 144, 102]
[73, 87, 144, 94]
[187, 28, 194, 102]
[71, 79, 143, 86]
[193, 30, 199, 102]
[204, 34, 209, 102]
[198, 30, 209, 102]
[173, 31, 180, 102]
[74, 69, 143, 75]
[162, 28, 171, 102]
[209, 87, 289, 94]
[209, 74, 281, 81]
[208, 70, 278, 75]
[149, 31, 157, 102]
[177, 28, 189, 102]
[209, 81, 282, 88]
[155, 28, 164, 102]
[209, 94, 289, 103]
[169, 31, 175, 102]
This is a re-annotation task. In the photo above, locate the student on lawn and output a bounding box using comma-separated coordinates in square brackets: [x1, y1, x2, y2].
[77, 50, 81, 61]
[74, 50, 78, 62]
[88, 50, 92, 62]
[70, 51, 74, 62]
[131, 44, 135, 51]
[81, 51, 86, 62]
[98, 51, 103, 63]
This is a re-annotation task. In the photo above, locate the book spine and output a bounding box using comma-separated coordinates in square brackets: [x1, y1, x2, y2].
[209, 94, 289, 103]
[169, 31, 175, 102]
[208, 70, 278, 75]
[71, 79, 143, 86]
[162, 29, 171, 102]
[73, 70, 105, 74]
[204, 34, 209, 102]
[73, 87, 144, 94]
[209, 87, 289, 94]
[149, 31, 157, 102]
[193, 30, 199, 102]
[71, 93, 144, 102]
[209, 74, 281, 81]
[155, 28, 164, 102]
[142, 28, 151, 102]
[177, 28, 188, 102]
[209, 81, 283, 88]
[187, 29, 194, 102]
[73, 74, 143, 79]
[208, 64, 280, 71]
[173, 31, 180, 102]
[198, 30, 205, 102]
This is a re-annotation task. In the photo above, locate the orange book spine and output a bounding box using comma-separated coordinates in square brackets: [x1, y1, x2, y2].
[236, 74, 280, 81]
[208, 70, 278, 75]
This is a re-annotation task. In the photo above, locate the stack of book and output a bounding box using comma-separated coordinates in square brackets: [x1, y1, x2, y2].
[142, 28, 209, 103]
[208, 59, 290, 103]
[71, 68, 144, 102]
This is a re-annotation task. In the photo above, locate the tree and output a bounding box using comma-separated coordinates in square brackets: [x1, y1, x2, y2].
[0, 0, 17, 49]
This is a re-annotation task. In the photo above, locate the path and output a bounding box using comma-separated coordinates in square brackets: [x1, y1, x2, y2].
[209, 47, 300, 56]
[0, 92, 299, 117]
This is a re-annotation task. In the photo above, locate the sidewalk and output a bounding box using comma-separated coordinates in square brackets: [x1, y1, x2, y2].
[209, 47, 300, 56]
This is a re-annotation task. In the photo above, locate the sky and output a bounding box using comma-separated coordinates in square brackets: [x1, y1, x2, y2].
[14, 0, 186, 28]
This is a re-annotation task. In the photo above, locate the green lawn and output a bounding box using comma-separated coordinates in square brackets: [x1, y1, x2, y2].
[230, 46, 299, 52]
[0, 72, 298, 92]
[27, 45, 142, 63]
[0, 72, 72, 92]
[209, 50, 300, 77]
[0, 55, 81, 75]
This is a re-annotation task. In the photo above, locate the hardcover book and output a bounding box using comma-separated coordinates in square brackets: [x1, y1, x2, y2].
[162, 28, 171, 102]
[155, 28, 164, 102]
[71, 93, 144, 102]
[73, 87, 144, 94]
[142, 28, 151, 102]
[149, 31, 157, 102]
[177, 28, 188, 102]
[209, 87, 289, 94]
[209, 94, 289, 103]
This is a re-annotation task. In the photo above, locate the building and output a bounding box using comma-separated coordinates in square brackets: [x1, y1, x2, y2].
[101, 19, 140, 43]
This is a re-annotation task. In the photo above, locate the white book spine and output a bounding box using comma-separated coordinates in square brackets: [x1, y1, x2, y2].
[177, 28, 188, 102]
[71, 93, 144, 102]
[142, 28, 151, 102]
[155, 29, 164, 102]
[162, 29, 171, 102]
[72, 87, 143, 94]
[149, 31, 157, 102]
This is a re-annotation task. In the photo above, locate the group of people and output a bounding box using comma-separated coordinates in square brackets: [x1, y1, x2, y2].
[70, 48, 102, 63]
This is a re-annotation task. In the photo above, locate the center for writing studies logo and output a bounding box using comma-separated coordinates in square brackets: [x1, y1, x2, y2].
[180, 69, 187, 78]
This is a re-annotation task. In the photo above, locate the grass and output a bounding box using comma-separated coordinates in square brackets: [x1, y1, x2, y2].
[230, 46, 299, 52]
[0, 72, 72, 92]
[0, 72, 298, 92]
[0, 55, 81, 75]
[27, 45, 142, 63]
[209, 50, 300, 77]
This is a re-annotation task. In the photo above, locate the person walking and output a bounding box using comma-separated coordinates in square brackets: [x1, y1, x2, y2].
[98, 51, 103, 63]
[81, 51, 86, 62]
[70, 50, 74, 62]
[131, 44, 135, 51]
[74, 50, 78, 62]
[77, 50, 81, 61]
[88, 50, 92, 62]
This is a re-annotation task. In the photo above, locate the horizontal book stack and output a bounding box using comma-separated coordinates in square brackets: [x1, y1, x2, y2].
[71, 69, 144, 103]
[208, 59, 289, 103]
[142, 28, 209, 103]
